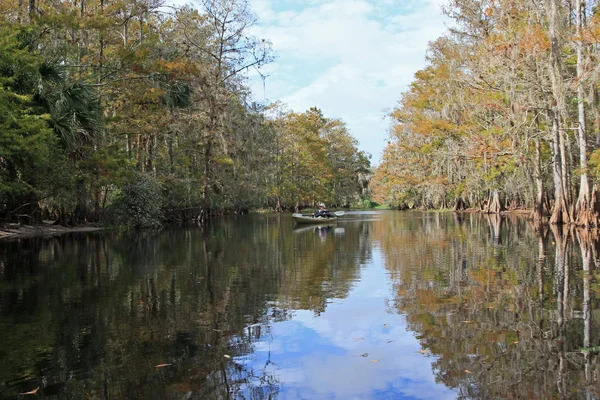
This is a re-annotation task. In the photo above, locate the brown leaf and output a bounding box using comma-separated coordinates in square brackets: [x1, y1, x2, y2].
[370, 359, 379, 363]
[465, 370, 472, 374]
[361, 353, 369, 357]
[462, 320, 472, 323]
[155, 363, 172, 368]
[487, 306, 494, 309]
[21, 387, 40, 395]
[512, 341, 520, 344]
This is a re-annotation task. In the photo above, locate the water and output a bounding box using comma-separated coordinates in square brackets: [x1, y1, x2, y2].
[0, 211, 598, 399]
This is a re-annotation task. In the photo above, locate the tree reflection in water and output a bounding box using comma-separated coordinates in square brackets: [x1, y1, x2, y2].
[0, 214, 368, 399]
[2, 212, 600, 399]
[376, 212, 600, 399]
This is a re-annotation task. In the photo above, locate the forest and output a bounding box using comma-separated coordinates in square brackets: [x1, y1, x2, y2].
[372, 0, 600, 226]
[0, 0, 370, 228]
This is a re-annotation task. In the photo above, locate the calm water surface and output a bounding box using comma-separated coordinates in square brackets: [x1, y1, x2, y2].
[1, 211, 599, 399]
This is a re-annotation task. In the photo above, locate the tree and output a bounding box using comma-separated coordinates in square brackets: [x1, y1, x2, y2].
[0, 26, 73, 222]
[264, 107, 369, 211]
[0, 0, 365, 226]
[179, 0, 272, 222]
[374, 0, 600, 226]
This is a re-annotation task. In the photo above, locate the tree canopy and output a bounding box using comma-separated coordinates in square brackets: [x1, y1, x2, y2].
[0, 0, 370, 226]
[372, 0, 600, 226]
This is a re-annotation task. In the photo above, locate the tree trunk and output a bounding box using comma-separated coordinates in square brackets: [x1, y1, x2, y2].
[560, 124, 571, 208]
[550, 111, 569, 224]
[146, 134, 154, 177]
[125, 133, 130, 157]
[28, 0, 35, 21]
[168, 135, 174, 173]
[124, 20, 128, 47]
[136, 134, 142, 167]
[575, 0, 591, 225]
[546, 0, 571, 225]
[532, 118, 546, 223]
[18, 0, 24, 23]
[482, 189, 505, 214]
[200, 140, 212, 224]
[139, 16, 144, 44]
[453, 197, 467, 211]
[593, 87, 600, 146]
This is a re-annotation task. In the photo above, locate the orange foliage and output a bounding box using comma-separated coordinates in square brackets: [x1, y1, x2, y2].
[519, 26, 550, 53]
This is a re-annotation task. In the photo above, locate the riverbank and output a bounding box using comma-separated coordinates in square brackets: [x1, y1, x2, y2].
[0, 222, 103, 240]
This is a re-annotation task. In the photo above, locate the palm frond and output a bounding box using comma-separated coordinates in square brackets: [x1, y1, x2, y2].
[38, 61, 65, 84]
[167, 82, 193, 109]
[45, 82, 103, 151]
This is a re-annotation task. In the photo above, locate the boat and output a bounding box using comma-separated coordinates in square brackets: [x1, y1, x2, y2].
[292, 214, 338, 224]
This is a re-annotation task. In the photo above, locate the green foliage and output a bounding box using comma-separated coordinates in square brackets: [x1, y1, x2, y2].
[266, 107, 370, 210]
[167, 82, 193, 109]
[0, 93, 62, 216]
[353, 198, 379, 209]
[41, 82, 103, 152]
[105, 175, 164, 229]
[0, 0, 366, 225]
[0, 25, 67, 220]
[589, 150, 600, 181]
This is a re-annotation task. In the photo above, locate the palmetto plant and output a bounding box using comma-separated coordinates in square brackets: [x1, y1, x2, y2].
[6, 41, 103, 155]
[34, 62, 103, 154]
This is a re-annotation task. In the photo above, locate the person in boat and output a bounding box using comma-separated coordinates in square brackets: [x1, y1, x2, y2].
[314, 203, 333, 218]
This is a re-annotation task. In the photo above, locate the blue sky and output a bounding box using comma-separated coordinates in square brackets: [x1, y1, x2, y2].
[235, 247, 456, 399]
[246, 0, 449, 165]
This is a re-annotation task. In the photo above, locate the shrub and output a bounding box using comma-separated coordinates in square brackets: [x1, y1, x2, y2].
[105, 175, 163, 228]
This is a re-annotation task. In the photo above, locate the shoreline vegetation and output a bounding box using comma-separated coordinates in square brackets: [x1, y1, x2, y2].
[0, 0, 370, 231]
[370, 0, 600, 228]
[0, 207, 536, 241]
[6, 0, 600, 231]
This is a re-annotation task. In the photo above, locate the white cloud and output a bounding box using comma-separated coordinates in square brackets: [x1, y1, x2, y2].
[248, 0, 449, 164]
[239, 256, 456, 399]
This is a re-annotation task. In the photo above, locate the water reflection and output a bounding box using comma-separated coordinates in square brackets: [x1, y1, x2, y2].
[0, 214, 373, 399]
[0, 212, 599, 399]
[376, 212, 600, 399]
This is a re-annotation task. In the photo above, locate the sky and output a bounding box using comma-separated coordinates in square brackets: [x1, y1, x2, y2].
[239, 247, 456, 399]
[245, 0, 450, 165]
